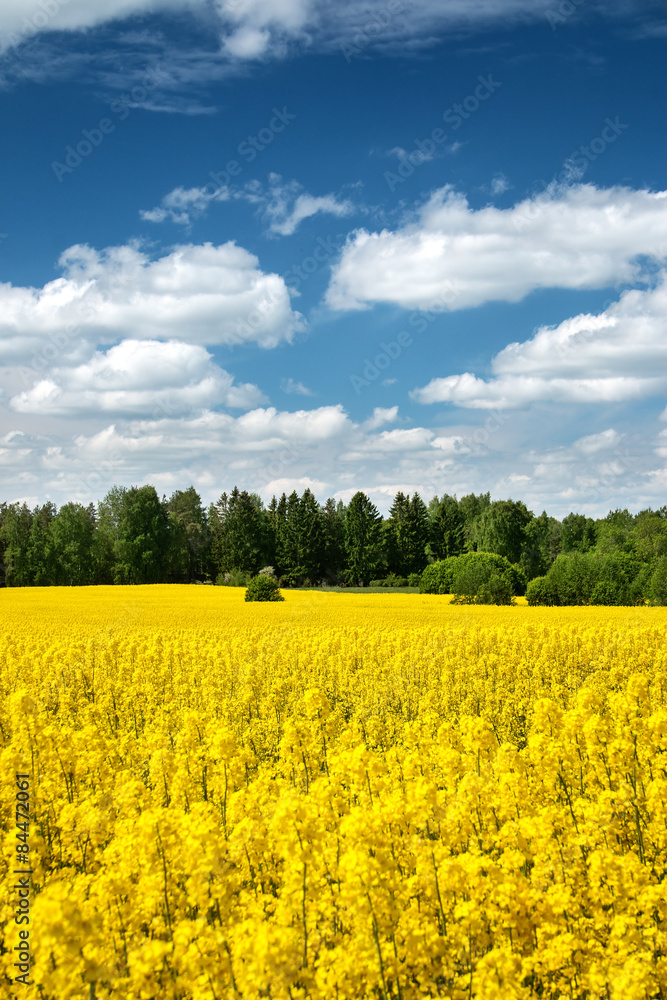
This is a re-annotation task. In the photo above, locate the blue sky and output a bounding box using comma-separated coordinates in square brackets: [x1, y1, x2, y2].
[0, 0, 665, 516]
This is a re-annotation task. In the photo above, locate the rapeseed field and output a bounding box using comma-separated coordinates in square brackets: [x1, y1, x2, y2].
[1, 586, 666, 999]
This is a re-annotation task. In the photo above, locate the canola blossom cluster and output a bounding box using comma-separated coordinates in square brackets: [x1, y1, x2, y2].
[1, 586, 666, 999]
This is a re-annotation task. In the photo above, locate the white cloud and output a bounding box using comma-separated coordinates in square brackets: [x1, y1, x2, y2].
[0, 240, 305, 364]
[326, 184, 667, 311]
[9, 339, 267, 416]
[571, 428, 622, 455]
[261, 475, 328, 497]
[140, 185, 231, 225]
[363, 406, 398, 430]
[265, 188, 354, 236]
[139, 173, 354, 234]
[0, 0, 562, 57]
[490, 174, 510, 195]
[1, 396, 665, 516]
[412, 277, 667, 408]
[281, 377, 313, 396]
[389, 145, 435, 164]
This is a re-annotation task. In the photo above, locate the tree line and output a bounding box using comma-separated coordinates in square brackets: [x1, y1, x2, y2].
[0, 485, 665, 602]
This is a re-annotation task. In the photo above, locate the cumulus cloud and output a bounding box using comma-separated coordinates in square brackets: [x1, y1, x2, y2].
[326, 184, 667, 311]
[9, 339, 267, 416]
[412, 277, 667, 409]
[1, 395, 664, 515]
[0, 240, 305, 364]
[0, 394, 482, 509]
[363, 406, 398, 430]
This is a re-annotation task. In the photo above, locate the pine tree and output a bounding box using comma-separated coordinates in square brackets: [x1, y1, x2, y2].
[429, 494, 465, 560]
[322, 498, 346, 583]
[345, 492, 382, 586]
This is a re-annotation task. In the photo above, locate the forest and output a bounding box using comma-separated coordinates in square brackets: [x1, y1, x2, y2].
[0, 484, 665, 604]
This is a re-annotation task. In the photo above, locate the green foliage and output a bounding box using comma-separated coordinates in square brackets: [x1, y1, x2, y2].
[420, 552, 523, 604]
[528, 550, 644, 606]
[167, 487, 208, 582]
[217, 569, 252, 587]
[50, 503, 96, 586]
[0, 502, 33, 587]
[450, 552, 521, 605]
[428, 494, 465, 560]
[470, 499, 532, 565]
[385, 492, 429, 576]
[458, 492, 491, 551]
[419, 560, 454, 595]
[2, 482, 666, 604]
[244, 575, 285, 602]
[113, 486, 170, 585]
[369, 574, 409, 588]
[594, 508, 635, 554]
[526, 575, 562, 606]
[560, 513, 597, 554]
[520, 511, 561, 581]
[648, 557, 667, 606]
[344, 492, 383, 586]
[632, 513, 667, 562]
[210, 488, 269, 579]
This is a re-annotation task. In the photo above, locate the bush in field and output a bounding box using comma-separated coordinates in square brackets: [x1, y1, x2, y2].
[421, 553, 524, 604]
[450, 553, 520, 605]
[527, 551, 644, 606]
[245, 575, 285, 602]
[419, 560, 454, 595]
[526, 575, 562, 606]
[407, 572, 422, 588]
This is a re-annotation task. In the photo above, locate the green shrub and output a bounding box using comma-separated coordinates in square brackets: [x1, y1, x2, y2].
[649, 557, 667, 605]
[450, 553, 518, 606]
[529, 551, 645, 606]
[590, 580, 622, 606]
[421, 553, 521, 604]
[407, 572, 422, 588]
[526, 575, 561, 606]
[244, 575, 285, 602]
[419, 560, 454, 595]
